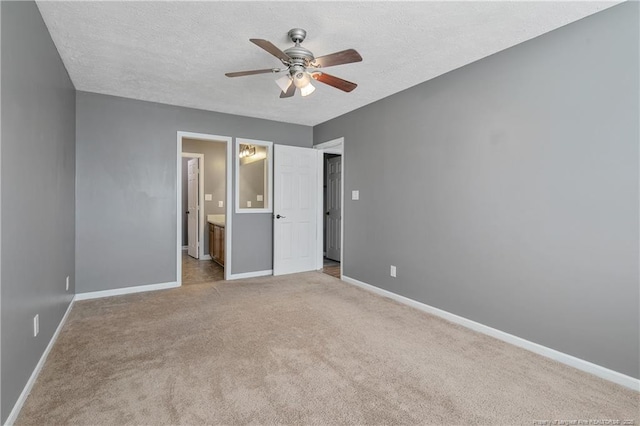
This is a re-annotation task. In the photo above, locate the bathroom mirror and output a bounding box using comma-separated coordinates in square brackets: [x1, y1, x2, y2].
[235, 138, 273, 213]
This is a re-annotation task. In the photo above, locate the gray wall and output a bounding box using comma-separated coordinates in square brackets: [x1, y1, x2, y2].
[1, 1, 76, 422]
[182, 138, 227, 252]
[76, 91, 312, 292]
[314, 2, 639, 378]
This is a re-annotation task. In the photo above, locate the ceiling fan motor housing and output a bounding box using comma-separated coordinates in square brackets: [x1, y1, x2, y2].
[284, 28, 314, 67]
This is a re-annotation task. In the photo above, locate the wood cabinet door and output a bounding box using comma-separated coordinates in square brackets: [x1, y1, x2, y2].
[212, 225, 222, 266]
[209, 225, 215, 259]
[219, 227, 225, 266]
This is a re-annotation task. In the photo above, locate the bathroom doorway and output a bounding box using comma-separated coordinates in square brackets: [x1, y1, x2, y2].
[183, 154, 203, 259]
[177, 132, 232, 284]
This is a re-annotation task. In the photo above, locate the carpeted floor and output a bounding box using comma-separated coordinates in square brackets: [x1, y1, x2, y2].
[16, 272, 638, 425]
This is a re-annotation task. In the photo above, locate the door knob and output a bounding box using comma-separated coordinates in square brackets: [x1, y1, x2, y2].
[276, 214, 286, 219]
[186, 211, 190, 214]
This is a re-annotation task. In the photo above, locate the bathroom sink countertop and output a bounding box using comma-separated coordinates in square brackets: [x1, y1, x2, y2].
[207, 214, 225, 227]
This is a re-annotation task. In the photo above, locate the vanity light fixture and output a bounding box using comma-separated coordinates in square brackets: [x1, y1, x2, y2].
[239, 144, 256, 159]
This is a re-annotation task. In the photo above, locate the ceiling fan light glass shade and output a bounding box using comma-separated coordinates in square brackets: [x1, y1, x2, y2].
[292, 71, 311, 89]
[300, 82, 316, 97]
[275, 74, 292, 92]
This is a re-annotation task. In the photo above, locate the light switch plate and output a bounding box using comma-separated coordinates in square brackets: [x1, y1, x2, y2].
[247, 201, 252, 207]
[218, 201, 223, 207]
[205, 194, 212, 201]
[352, 190, 360, 200]
[390, 265, 397, 277]
[257, 195, 263, 202]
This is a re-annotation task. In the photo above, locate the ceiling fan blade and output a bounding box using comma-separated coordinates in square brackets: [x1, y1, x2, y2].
[250, 39, 290, 62]
[313, 49, 362, 68]
[225, 68, 278, 78]
[312, 72, 357, 93]
[280, 83, 296, 98]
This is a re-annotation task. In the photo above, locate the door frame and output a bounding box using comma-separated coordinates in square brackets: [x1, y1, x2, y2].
[314, 137, 344, 276]
[177, 131, 233, 283]
[182, 153, 204, 258]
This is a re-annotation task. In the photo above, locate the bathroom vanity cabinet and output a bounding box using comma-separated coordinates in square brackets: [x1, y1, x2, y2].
[209, 223, 225, 266]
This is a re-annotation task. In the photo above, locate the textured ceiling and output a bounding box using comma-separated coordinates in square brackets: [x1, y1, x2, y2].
[36, 1, 619, 126]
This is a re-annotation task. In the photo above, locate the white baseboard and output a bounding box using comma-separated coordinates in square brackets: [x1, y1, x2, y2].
[4, 297, 75, 426]
[341, 275, 639, 391]
[75, 281, 179, 301]
[228, 269, 273, 280]
[200, 254, 212, 261]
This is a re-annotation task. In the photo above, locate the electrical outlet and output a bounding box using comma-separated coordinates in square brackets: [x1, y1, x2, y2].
[66, 276, 70, 291]
[218, 201, 223, 208]
[352, 190, 360, 200]
[390, 265, 397, 278]
[247, 201, 252, 207]
[257, 194, 263, 202]
[33, 314, 39, 337]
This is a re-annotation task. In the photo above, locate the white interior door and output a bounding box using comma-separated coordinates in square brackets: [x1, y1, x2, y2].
[325, 156, 342, 261]
[274, 145, 318, 276]
[187, 158, 199, 258]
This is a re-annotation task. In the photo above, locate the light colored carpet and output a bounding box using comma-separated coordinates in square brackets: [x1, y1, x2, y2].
[16, 272, 638, 425]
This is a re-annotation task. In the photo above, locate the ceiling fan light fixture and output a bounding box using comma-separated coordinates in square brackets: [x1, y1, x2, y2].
[292, 71, 311, 89]
[275, 74, 292, 93]
[276, 74, 293, 92]
[300, 82, 316, 97]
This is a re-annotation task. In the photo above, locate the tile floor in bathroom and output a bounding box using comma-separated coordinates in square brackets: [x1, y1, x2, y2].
[182, 251, 224, 285]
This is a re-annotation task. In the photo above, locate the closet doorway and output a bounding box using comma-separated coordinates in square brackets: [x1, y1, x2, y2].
[315, 137, 344, 279]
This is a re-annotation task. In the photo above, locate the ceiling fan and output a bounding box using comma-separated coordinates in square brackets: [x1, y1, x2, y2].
[225, 28, 362, 98]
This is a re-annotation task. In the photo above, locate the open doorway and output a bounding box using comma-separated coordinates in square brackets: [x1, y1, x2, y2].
[323, 153, 342, 278]
[177, 132, 232, 285]
[315, 138, 344, 279]
[182, 154, 203, 259]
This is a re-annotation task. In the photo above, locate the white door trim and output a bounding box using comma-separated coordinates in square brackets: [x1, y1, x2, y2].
[177, 131, 233, 283]
[182, 153, 205, 259]
[314, 137, 344, 276]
